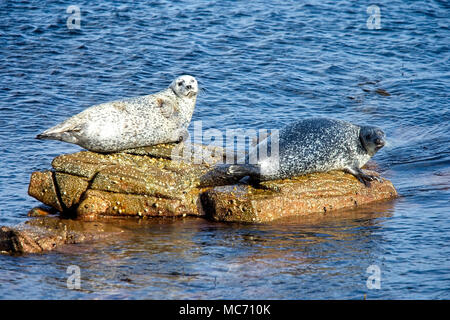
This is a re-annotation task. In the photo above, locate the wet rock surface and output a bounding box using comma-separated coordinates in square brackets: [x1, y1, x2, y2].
[0, 212, 124, 255]
[28, 143, 241, 220]
[202, 170, 397, 223]
[27, 142, 397, 222]
[3, 142, 398, 254]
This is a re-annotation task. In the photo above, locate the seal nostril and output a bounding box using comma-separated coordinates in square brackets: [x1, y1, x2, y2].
[186, 85, 192, 90]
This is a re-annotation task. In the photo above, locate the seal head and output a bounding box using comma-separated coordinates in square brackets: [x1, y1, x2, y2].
[170, 75, 198, 98]
[359, 126, 386, 156]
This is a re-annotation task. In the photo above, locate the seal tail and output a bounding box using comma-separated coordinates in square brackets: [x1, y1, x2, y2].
[226, 164, 261, 179]
[36, 124, 82, 143]
[36, 133, 53, 140]
[36, 131, 66, 141]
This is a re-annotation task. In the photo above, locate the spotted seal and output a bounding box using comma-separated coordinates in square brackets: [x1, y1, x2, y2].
[227, 118, 386, 186]
[36, 75, 198, 152]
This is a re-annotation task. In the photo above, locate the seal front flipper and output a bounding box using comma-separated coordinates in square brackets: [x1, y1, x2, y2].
[168, 127, 189, 144]
[156, 98, 178, 118]
[344, 167, 383, 187]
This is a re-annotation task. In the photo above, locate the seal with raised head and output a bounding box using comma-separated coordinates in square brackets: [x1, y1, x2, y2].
[36, 75, 198, 152]
[227, 118, 386, 186]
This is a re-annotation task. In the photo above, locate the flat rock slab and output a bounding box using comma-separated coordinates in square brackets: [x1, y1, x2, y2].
[202, 170, 397, 223]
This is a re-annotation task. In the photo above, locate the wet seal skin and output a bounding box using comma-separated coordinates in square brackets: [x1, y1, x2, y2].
[226, 118, 386, 187]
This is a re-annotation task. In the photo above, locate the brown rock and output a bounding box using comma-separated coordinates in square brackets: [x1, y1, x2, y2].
[0, 217, 125, 255]
[55, 172, 90, 209]
[51, 151, 111, 179]
[27, 207, 51, 217]
[19, 144, 400, 254]
[89, 164, 192, 199]
[28, 144, 242, 220]
[77, 189, 202, 220]
[202, 170, 398, 223]
[122, 142, 245, 164]
[0, 226, 42, 254]
[28, 143, 397, 223]
[28, 171, 64, 212]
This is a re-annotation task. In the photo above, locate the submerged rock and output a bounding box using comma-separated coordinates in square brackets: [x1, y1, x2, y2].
[0, 213, 124, 255]
[27, 142, 397, 224]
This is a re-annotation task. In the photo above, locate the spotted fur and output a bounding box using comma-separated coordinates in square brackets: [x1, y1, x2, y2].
[36, 75, 198, 152]
[228, 118, 386, 186]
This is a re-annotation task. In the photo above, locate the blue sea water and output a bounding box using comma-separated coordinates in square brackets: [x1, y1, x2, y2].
[0, 0, 449, 299]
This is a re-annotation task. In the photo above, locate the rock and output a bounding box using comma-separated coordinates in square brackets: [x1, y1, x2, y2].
[201, 170, 398, 223]
[55, 172, 89, 210]
[27, 142, 397, 223]
[28, 143, 242, 220]
[27, 207, 51, 217]
[76, 189, 201, 220]
[13, 146, 400, 254]
[0, 226, 42, 254]
[28, 171, 64, 212]
[0, 215, 124, 254]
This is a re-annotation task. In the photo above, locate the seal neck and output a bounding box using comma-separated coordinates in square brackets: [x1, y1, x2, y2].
[358, 130, 369, 155]
[169, 86, 180, 98]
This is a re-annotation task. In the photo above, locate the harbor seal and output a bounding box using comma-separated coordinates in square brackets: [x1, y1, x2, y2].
[36, 75, 198, 152]
[227, 118, 386, 186]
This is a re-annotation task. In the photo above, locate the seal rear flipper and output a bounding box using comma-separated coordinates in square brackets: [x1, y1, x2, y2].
[208, 163, 261, 180]
[36, 133, 50, 140]
[227, 164, 261, 180]
[35, 125, 83, 144]
[36, 131, 64, 141]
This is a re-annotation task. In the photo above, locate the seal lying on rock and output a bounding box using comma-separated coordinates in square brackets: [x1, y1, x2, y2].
[36, 75, 198, 152]
[227, 118, 386, 186]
